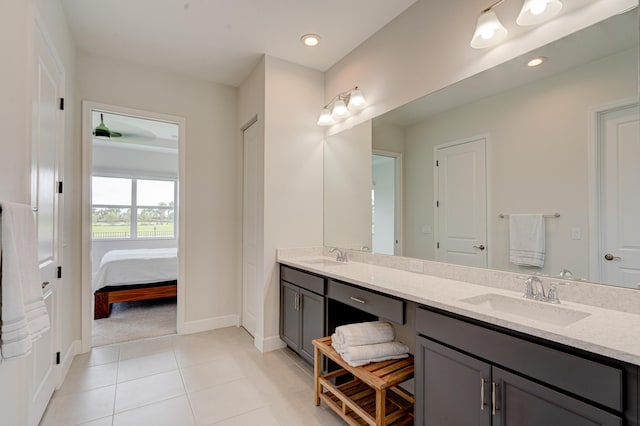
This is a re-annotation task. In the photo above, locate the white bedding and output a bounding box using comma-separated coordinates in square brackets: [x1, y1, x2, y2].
[93, 248, 178, 292]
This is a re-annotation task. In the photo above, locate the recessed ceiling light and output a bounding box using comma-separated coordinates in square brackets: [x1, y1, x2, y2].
[301, 34, 321, 47]
[527, 56, 546, 67]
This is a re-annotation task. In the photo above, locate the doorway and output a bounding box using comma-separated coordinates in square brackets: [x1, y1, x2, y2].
[591, 100, 640, 288]
[434, 136, 487, 268]
[372, 151, 402, 255]
[81, 102, 186, 350]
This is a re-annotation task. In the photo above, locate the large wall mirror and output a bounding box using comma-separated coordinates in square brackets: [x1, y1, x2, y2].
[324, 8, 639, 289]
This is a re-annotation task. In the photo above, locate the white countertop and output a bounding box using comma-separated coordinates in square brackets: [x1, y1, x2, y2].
[278, 255, 640, 365]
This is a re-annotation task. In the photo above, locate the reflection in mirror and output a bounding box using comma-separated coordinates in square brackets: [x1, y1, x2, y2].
[324, 9, 639, 289]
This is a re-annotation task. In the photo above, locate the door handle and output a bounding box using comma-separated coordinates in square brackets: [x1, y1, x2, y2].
[349, 296, 366, 304]
[294, 293, 299, 310]
[473, 245, 486, 251]
[604, 253, 621, 261]
[41, 281, 50, 289]
[491, 381, 498, 415]
[480, 378, 487, 411]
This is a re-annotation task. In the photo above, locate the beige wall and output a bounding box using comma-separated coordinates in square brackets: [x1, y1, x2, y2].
[77, 52, 240, 324]
[262, 56, 324, 346]
[403, 48, 637, 278]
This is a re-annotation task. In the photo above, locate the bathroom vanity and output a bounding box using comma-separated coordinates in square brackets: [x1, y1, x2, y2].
[278, 250, 640, 425]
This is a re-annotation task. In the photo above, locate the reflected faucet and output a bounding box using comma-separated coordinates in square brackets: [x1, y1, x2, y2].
[524, 275, 546, 301]
[558, 269, 573, 279]
[329, 247, 348, 262]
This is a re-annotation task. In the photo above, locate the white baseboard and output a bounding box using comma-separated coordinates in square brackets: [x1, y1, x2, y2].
[179, 314, 240, 335]
[57, 340, 81, 388]
[254, 334, 286, 352]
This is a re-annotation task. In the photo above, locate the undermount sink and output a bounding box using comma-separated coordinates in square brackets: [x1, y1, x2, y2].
[301, 258, 347, 267]
[459, 293, 591, 327]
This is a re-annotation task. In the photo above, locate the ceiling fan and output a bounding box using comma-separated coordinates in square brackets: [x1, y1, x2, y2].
[93, 113, 122, 139]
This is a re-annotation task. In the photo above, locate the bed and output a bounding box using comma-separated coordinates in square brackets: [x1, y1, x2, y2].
[93, 248, 178, 319]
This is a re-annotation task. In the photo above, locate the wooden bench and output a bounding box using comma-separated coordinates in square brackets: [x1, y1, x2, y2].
[312, 336, 414, 426]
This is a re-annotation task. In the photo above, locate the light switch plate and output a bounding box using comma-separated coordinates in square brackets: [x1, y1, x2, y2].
[571, 227, 581, 240]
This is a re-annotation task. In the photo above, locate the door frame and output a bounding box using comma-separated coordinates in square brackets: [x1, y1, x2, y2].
[587, 97, 639, 284]
[433, 134, 489, 265]
[372, 149, 403, 255]
[81, 101, 187, 352]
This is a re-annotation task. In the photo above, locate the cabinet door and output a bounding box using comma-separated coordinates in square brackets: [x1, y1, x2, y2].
[280, 282, 300, 352]
[299, 288, 325, 364]
[416, 336, 491, 426]
[492, 367, 622, 426]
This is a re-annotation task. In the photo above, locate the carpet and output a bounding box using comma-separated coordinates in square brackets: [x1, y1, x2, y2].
[92, 297, 177, 347]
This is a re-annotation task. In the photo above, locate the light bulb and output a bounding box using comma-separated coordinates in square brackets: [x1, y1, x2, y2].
[480, 27, 495, 40]
[347, 89, 366, 110]
[317, 108, 335, 126]
[331, 99, 349, 118]
[517, 0, 562, 26]
[530, 0, 547, 15]
[470, 10, 507, 49]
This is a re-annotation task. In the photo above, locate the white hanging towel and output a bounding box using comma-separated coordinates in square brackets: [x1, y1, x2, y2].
[509, 214, 546, 268]
[0, 201, 50, 360]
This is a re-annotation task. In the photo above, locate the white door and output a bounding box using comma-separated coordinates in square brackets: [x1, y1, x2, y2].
[30, 22, 63, 425]
[372, 152, 401, 255]
[242, 122, 260, 336]
[600, 103, 640, 288]
[435, 137, 487, 267]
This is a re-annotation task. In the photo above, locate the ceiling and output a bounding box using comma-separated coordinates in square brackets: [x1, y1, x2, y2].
[61, 0, 417, 87]
[92, 111, 179, 151]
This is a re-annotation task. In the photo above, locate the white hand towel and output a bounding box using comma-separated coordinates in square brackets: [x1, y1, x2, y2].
[509, 214, 545, 268]
[332, 321, 395, 348]
[337, 341, 410, 367]
[1, 201, 50, 360]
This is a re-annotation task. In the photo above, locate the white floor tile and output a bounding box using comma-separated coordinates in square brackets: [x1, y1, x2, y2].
[56, 362, 118, 396]
[180, 355, 249, 393]
[118, 335, 176, 361]
[113, 395, 195, 426]
[207, 406, 280, 426]
[40, 385, 116, 426]
[189, 377, 269, 425]
[117, 350, 177, 383]
[77, 416, 113, 426]
[72, 346, 120, 369]
[114, 370, 185, 413]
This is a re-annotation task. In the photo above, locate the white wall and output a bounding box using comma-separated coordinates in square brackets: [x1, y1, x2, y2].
[262, 56, 324, 348]
[372, 156, 395, 255]
[324, 0, 636, 135]
[403, 48, 637, 278]
[77, 52, 239, 325]
[324, 121, 373, 250]
[0, 0, 77, 423]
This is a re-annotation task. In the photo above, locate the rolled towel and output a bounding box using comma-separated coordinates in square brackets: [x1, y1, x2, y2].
[338, 341, 410, 367]
[333, 321, 395, 348]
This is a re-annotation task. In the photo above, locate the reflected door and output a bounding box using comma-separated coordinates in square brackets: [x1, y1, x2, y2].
[600, 103, 640, 288]
[372, 153, 401, 255]
[435, 137, 487, 267]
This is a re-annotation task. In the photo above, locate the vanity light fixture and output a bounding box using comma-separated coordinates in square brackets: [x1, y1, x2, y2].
[301, 34, 321, 47]
[317, 86, 367, 126]
[470, 0, 563, 49]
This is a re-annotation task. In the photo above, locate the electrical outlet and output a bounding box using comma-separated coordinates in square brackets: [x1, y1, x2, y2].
[571, 227, 581, 240]
[409, 260, 424, 273]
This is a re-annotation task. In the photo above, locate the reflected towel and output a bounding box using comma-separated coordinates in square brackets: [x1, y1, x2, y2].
[332, 321, 395, 349]
[1, 201, 50, 360]
[509, 214, 546, 268]
[336, 341, 410, 367]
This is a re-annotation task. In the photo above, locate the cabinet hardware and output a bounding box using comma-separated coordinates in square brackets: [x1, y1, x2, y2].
[349, 296, 366, 304]
[473, 244, 486, 250]
[491, 381, 498, 415]
[294, 294, 299, 310]
[480, 378, 487, 410]
[41, 281, 49, 289]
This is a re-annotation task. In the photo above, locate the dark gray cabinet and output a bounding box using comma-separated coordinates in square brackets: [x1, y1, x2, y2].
[415, 307, 636, 426]
[416, 336, 622, 426]
[280, 266, 326, 364]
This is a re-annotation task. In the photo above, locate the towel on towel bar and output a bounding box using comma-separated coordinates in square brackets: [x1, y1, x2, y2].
[332, 321, 395, 349]
[509, 214, 546, 268]
[0, 201, 50, 360]
[332, 339, 410, 367]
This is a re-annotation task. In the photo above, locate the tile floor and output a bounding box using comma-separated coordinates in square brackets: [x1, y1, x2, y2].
[40, 327, 346, 425]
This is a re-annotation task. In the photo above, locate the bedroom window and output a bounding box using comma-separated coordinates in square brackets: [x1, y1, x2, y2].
[92, 176, 176, 240]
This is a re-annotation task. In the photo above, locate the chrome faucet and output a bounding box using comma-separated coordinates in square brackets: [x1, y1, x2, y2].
[329, 247, 348, 262]
[524, 275, 546, 301]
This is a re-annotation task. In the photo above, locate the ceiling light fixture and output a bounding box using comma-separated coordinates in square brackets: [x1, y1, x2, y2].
[470, 0, 563, 49]
[317, 86, 367, 126]
[301, 34, 321, 47]
[527, 56, 546, 67]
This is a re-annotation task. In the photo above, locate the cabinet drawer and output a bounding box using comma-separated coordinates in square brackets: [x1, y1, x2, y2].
[416, 307, 623, 412]
[280, 265, 325, 295]
[328, 279, 404, 324]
